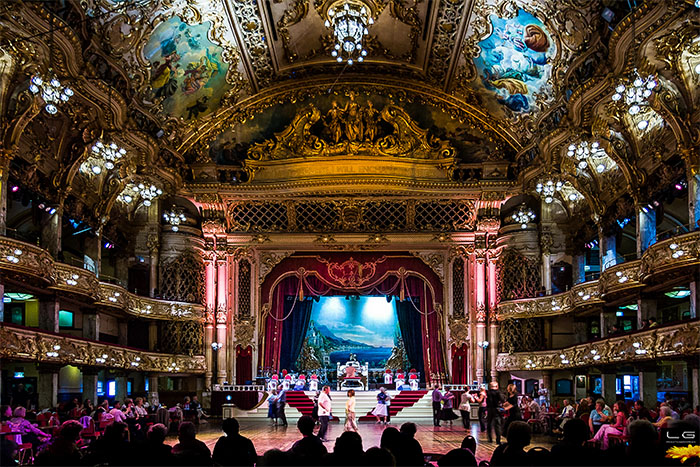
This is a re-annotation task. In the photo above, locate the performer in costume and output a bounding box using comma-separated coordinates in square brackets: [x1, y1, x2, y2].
[440, 389, 459, 425]
[371, 387, 390, 425]
[344, 389, 358, 432]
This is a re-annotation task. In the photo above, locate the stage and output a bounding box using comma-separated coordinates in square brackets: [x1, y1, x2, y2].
[172, 420, 556, 462]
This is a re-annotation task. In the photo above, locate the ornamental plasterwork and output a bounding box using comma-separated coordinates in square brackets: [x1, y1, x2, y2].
[495, 320, 700, 371]
[246, 101, 456, 162]
[98, 282, 205, 321]
[233, 315, 256, 346]
[409, 251, 445, 283]
[225, 0, 274, 89]
[259, 250, 295, 282]
[448, 316, 470, 347]
[0, 324, 206, 373]
[425, 0, 468, 85]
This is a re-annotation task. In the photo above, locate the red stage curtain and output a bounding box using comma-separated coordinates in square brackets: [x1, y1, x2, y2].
[451, 343, 468, 384]
[262, 277, 299, 372]
[236, 345, 253, 384]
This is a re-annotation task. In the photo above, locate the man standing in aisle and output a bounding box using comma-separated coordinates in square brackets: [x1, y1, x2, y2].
[317, 386, 332, 442]
[431, 384, 443, 427]
[486, 381, 504, 444]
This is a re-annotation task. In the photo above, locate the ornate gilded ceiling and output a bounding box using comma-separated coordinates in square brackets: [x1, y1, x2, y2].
[0, 0, 698, 238]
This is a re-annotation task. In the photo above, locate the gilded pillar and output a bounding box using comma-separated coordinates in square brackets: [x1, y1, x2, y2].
[216, 255, 229, 384]
[474, 252, 486, 383]
[487, 251, 499, 382]
[148, 233, 160, 297]
[0, 149, 11, 236]
[636, 204, 656, 256]
[204, 252, 216, 389]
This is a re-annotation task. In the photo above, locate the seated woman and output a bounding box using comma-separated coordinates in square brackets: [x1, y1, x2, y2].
[588, 399, 611, 435]
[9, 406, 51, 450]
[589, 400, 628, 449]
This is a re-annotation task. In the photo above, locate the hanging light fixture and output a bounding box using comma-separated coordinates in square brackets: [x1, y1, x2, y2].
[611, 69, 657, 131]
[163, 206, 187, 232]
[567, 140, 609, 173]
[511, 204, 536, 229]
[29, 74, 74, 114]
[536, 179, 563, 204]
[81, 140, 127, 175]
[324, 0, 373, 65]
[117, 181, 163, 207]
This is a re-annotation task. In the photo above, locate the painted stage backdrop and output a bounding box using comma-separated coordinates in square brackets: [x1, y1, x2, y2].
[301, 296, 399, 368]
[474, 9, 555, 114]
[144, 17, 230, 120]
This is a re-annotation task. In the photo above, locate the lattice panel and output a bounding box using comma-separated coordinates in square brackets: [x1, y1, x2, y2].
[498, 318, 544, 353]
[161, 321, 204, 356]
[363, 201, 407, 230]
[452, 258, 465, 316]
[237, 259, 251, 316]
[295, 202, 340, 231]
[229, 202, 289, 231]
[496, 249, 541, 302]
[414, 201, 476, 231]
[160, 251, 205, 304]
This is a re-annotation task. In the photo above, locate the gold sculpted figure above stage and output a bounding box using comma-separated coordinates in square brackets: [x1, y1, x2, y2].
[247, 99, 456, 162]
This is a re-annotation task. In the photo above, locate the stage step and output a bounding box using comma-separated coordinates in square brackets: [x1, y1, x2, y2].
[228, 390, 434, 422]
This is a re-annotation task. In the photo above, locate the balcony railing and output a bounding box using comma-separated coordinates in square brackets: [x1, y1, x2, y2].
[495, 319, 700, 371]
[0, 236, 205, 322]
[0, 323, 206, 374]
[497, 230, 700, 320]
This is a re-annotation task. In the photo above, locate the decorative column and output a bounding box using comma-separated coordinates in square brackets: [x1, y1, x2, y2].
[685, 150, 700, 319]
[601, 372, 617, 403]
[117, 320, 128, 347]
[38, 365, 59, 409]
[690, 361, 700, 411]
[474, 252, 487, 383]
[487, 251, 499, 382]
[39, 295, 59, 333]
[636, 204, 656, 256]
[639, 367, 657, 406]
[637, 294, 657, 328]
[572, 253, 585, 285]
[0, 149, 11, 236]
[216, 254, 229, 384]
[82, 312, 100, 340]
[540, 202, 553, 294]
[599, 308, 616, 338]
[204, 251, 217, 389]
[147, 233, 160, 297]
[82, 370, 99, 406]
[41, 206, 63, 259]
[115, 374, 128, 402]
[598, 226, 616, 271]
[147, 374, 160, 407]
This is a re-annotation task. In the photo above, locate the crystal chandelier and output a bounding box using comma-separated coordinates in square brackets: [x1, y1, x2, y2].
[611, 69, 657, 131]
[324, 1, 373, 65]
[82, 140, 127, 175]
[29, 74, 74, 114]
[511, 204, 536, 229]
[163, 206, 186, 232]
[568, 141, 608, 173]
[118, 182, 163, 207]
[536, 180, 562, 204]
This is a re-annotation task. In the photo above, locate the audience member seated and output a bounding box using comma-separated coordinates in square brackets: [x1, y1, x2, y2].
[172, 421, 212, 466]
[551, 418, 600, 466]
[653, 406, 673, 429]
[323, 431, 364, 466]
[213, 417, 257, 467]
[1, 405, 12, 422]
[380, 426, 413, 466]
[526, 446, 552, 466]
[489, 421, 531, 466]
[9, 406, 50, 450]
[399, 422, 425, 466]
[438, 448, 477, 466]
[606, 419, 667, 466]
[258, 448, 290, 466]
[82, 421, 130, 466]
[363, 447, 395, 466]
[589, 400, 628, 449]
[289, 415, 327, 466]
[134, 423, 174, 467]
[34, 420, 82, 466]
[589, 399, 611, 434]
[109, 401, 127, 423]
[632, 400, 653, 422]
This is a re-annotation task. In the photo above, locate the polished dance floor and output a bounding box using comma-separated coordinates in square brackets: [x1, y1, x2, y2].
[177, 419, 555, 462]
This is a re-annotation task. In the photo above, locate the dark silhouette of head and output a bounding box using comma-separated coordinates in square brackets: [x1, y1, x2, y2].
[259, 449, 289, 466]
[104, 422, 128, 441]
[222, 417, 240, 436]
[334, 431, 363, 457]
[364, 447, 395, 466]
[627, 420, 658, 449]
[438, 448, 477, 467]
[562, 418, 589, 445]
[178, 421, 197, 443]
[506, 421, 531, 449]
[400, 422, 417, 438]
[147, 423, 167, 444]
[58, 420, 83, 441]
[460, 435, 477, 453]
[297, 415, 315, 436]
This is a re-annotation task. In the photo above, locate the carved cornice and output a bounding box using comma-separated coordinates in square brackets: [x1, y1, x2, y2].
[496, 320, 700, 371]
[1, 323, 206, 373]
[448, 316, 469, 347]
[0, 237, 204, 321]
[599, 260, 643, 299]
[233, 315, 255, 347]
[498, 281, 602, 321]
[409, 251, 445, 283]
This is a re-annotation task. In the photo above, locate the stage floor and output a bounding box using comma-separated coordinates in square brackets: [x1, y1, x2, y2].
[173, 419, 556, 462]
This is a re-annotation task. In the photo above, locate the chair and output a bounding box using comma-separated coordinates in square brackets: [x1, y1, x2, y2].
[16, 436, 34, 465]
[79, 416, 98, 445]
[527, 417, 545, 434]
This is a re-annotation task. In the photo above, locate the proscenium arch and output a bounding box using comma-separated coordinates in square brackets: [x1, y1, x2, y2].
[257, 252, 448, 383]
[178, 75, 523, 157]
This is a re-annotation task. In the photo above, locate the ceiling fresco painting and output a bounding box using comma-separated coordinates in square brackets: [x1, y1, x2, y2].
[473, 9, 556, 115]
[144, 17, 231, 121]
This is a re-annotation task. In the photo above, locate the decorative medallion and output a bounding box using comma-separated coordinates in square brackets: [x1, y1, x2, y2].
[316, 256, 387, 287]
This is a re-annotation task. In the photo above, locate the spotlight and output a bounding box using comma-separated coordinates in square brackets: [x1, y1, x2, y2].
[11, 186, 18, 192]
[49, 208, 57, 215]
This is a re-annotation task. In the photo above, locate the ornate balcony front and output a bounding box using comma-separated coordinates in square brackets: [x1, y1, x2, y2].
[495, 320, 700, 371]
[598, 260, 643, 300]
[0, 323, 206, 373]
[497, 281, 602, 320]
[0, 237, 204, 322]
[641, 231, 700, 283]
